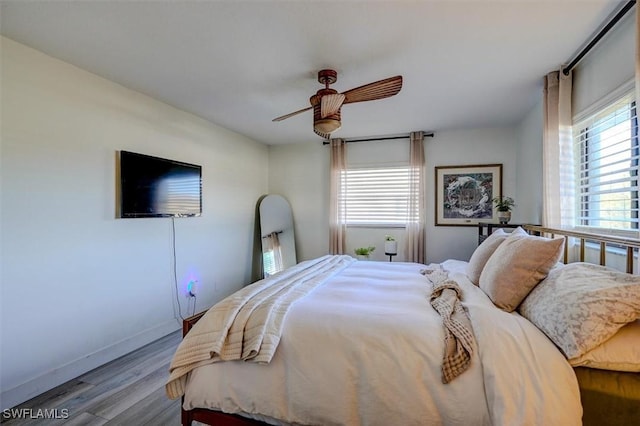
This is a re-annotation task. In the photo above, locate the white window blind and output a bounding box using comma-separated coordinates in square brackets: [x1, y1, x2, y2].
[574, 91, 638, 233]
[262, 251, 277, 277]
[342, 166, 415, 226]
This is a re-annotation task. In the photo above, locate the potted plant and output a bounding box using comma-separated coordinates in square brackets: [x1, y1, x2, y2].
[492, 196, 515, 224]
[384, 236, 397, 255]
[354, 246, 376, 260]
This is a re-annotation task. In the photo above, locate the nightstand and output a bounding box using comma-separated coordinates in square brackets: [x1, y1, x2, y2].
[477, 222, 526, 245]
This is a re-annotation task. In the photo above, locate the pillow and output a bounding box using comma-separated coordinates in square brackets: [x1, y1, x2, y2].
[519, 263, 640, 359]
[479, 231, 564, 312]
[569, 320, 640, 372]
[466, 227, 527, 285]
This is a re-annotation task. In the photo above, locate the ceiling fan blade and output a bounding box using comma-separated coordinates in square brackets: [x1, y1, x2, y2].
[272, 106, 313, 122]
[321, 93, 346, 118]
[342, 75, 403, 104]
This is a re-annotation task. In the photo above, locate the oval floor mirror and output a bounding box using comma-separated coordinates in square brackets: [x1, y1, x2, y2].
[259, 194, 297, 277]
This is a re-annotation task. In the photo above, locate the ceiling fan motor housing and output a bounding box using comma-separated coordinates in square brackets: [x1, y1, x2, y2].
[318, 69, 338, 85]
[311, 88, 342, 134]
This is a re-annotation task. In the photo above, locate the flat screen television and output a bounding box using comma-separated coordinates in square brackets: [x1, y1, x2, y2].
[119, 150, 202, 218]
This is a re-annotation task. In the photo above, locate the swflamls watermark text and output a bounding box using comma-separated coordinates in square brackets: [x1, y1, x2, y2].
[2, 408, 70, 420]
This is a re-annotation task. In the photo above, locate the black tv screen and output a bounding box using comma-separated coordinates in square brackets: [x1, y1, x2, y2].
[119, 151, 202, 218]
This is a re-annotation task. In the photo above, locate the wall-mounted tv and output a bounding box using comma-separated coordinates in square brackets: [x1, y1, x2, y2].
[119, 150, 202, 218]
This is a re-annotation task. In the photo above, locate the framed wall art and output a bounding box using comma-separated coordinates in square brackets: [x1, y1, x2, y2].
[435, 164, 502, 226]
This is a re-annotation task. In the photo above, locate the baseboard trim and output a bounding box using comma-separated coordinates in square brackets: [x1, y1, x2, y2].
[1, 319, 180, 410]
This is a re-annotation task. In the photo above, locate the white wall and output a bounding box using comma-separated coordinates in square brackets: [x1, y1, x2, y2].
[269, 127, 517, 264]
[515, 96, 544, 225]
[573, 10, 635, 117]
[425, 128, 517, 263]
[0, 37, 268, 408]
[268, 142, 329, 261]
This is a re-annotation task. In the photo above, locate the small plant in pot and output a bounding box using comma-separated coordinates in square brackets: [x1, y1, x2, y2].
[354, 246, 376, 260]
[492, 196, 515, 224]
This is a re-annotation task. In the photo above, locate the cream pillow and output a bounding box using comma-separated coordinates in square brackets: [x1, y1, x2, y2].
[479, 231, 564, 312]
[519, 262, 640, 359]
[569, 320, 640, 372]
[466, 227, 527, 285]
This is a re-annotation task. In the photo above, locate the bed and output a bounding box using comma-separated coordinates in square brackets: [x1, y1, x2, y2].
[167, 226, 640, 426]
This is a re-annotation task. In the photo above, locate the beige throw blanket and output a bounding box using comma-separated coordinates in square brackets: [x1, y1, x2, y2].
[424, 267, 476, 383]
[166, 255, 355, 400]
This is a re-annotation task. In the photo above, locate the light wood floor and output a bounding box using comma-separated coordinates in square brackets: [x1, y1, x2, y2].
[2, 330, 186, 425]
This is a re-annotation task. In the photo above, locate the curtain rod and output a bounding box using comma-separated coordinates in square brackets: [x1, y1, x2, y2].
[322, 131, 434, 145]
[262, 230, 283, 238]
[562, 0, 636, 75]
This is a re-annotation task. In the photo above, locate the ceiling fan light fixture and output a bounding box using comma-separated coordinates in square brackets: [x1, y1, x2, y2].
[273, 70, 402, 138]
[314, 118, 341, 134]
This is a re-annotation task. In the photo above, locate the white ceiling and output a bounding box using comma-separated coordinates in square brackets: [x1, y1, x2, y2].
[0, 0, 623, 145]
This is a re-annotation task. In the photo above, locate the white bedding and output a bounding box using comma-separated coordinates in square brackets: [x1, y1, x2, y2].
[183, 259, 582, 425]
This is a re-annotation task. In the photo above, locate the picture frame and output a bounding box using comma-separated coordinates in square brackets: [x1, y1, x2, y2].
[435, 164, 502, 226]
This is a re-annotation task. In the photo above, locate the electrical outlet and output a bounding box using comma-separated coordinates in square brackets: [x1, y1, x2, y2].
[186, 280, 198, 297]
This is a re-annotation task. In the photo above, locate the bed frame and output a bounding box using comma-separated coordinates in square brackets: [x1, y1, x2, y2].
[524, 225, 639, 426]
[522, 225, 640, 273]
[178, 225, 639, 426]
[181, 312, 263, 426]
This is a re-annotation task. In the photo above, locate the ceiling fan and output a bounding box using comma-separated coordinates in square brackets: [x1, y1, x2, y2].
[272, 69, 403, 139]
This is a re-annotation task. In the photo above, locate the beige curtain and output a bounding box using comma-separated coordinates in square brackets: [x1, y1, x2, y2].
[329, 138, 347, 254]
[405, 131, 426, 263]
[542, 70, 574, 228]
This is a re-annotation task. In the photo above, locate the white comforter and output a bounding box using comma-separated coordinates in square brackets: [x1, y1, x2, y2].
[183, 259, 582, 425]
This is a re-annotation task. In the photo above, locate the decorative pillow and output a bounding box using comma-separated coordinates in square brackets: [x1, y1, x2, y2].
[569, 320, 640, 372]
[479, 231, 564, 312]
[519, 263, 640, 359]
[466, 227, 527, 285]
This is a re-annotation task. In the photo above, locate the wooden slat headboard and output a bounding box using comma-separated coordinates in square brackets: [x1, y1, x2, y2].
[523, 225, 640, 274]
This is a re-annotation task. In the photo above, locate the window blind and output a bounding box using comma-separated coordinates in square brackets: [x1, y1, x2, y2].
[342, 166, 415, 226]
[263, 251, 276, 276]
[574, 91, 638, 232]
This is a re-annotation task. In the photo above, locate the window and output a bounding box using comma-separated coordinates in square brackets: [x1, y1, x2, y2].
[574, 91, 638, 233]
[262, 233, 283, 277]
[341, 165, 416, 226]
[262, 251, 276, 276]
